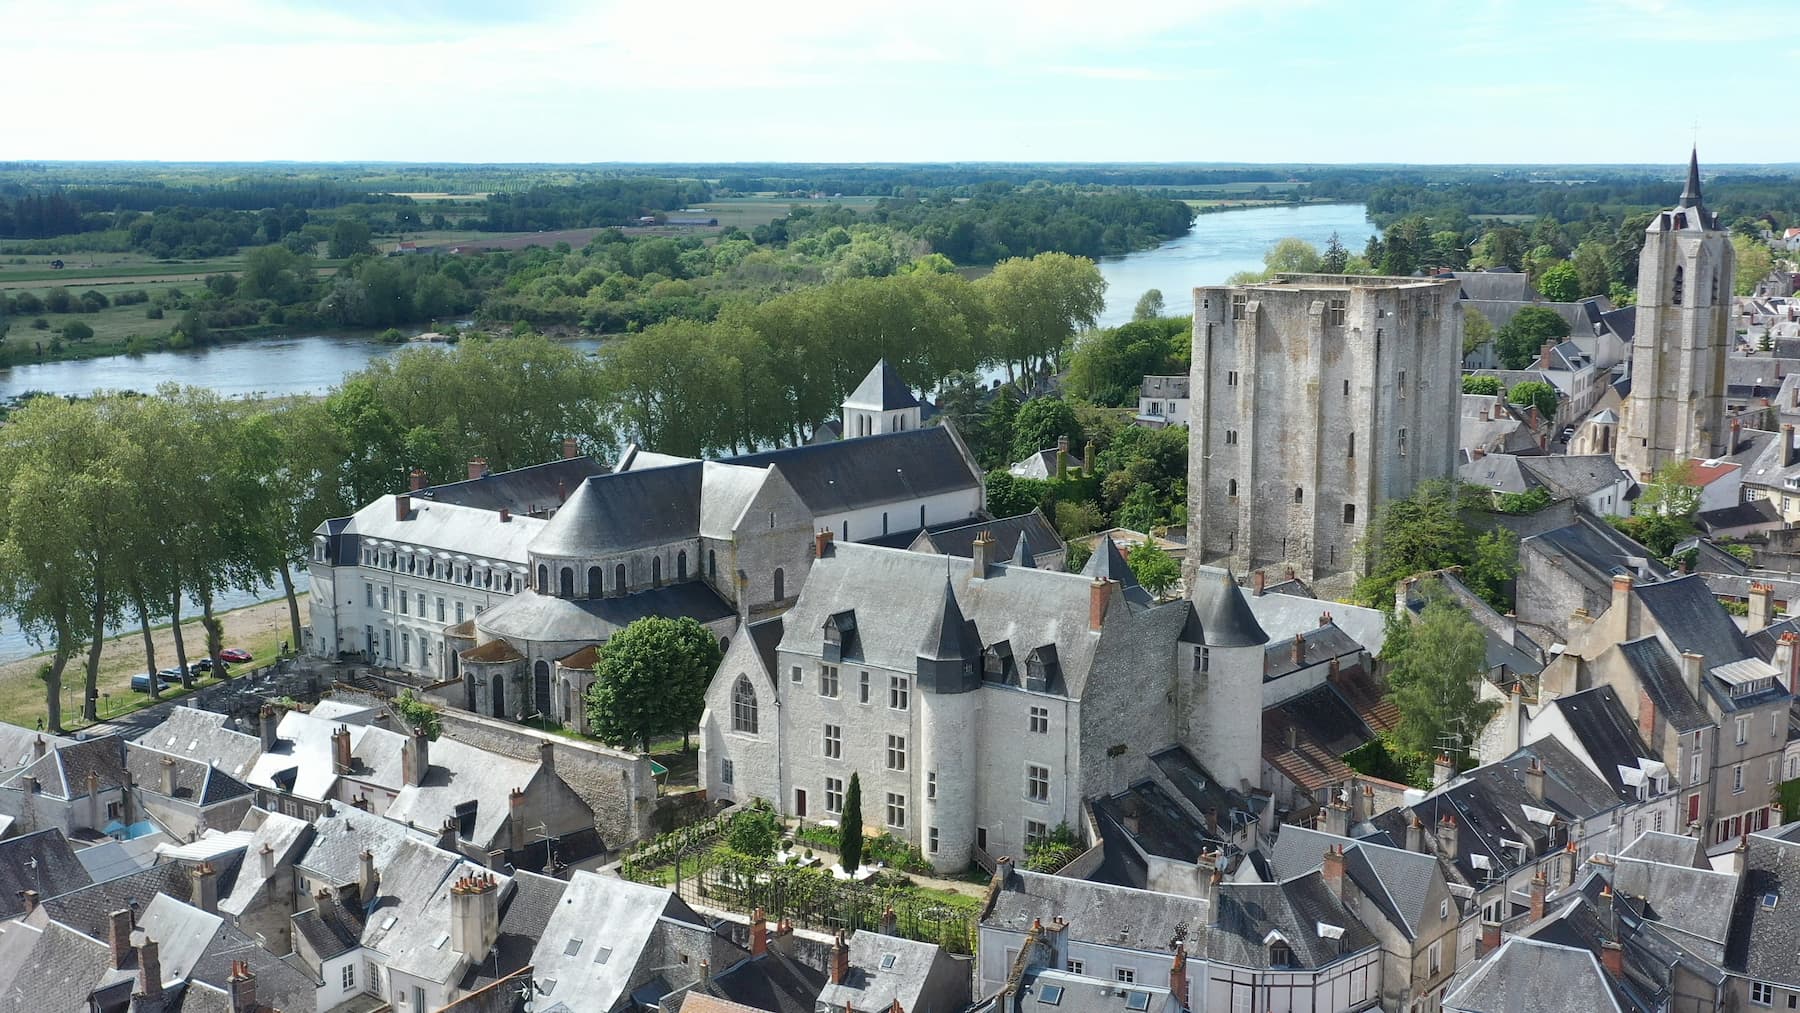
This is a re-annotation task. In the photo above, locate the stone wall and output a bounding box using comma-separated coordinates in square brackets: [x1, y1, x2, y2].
[435, 707, 655, 850]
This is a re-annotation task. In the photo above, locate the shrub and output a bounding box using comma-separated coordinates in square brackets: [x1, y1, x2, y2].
[392, 689, 441, 740]
[726, 803, 782, 859]
[61, 320, 94, 342]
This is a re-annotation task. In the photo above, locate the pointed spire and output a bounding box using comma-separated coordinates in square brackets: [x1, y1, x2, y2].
[1009, 530, 1038, 569]
[920, 576, 973, 661]
[1679, 146, 1703, 210]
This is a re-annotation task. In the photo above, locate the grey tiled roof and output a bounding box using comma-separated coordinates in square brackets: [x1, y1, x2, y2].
[0, 829, 92, 919]
[3, 735, 127, 799]
[460, 870, 567, 992]
[815, 932, 945, 1013]
[985, 866, 1211, 955]
[1268, 825, 1442, 940]
[1523, 515, 1669, 591]
[126, 743, 252, 806]
[688, 951, 825, 1013]
[293, 902, 362, 960]
[415, 455, 608, 513]
[39, 861, 193, 941]
[1445, 937, 1623, 1013]
[1188, 566, 1267, 648]
[1545, 686, 1659, 803]
[530, 464, 703, 558]
[1634, 574, 1753, 665]
[845, 358, 920, 410]
[728, 426, 981, 516]
[1725, 834, 1800, 987]
[297, 802, 438, 887]
[1080, 535, 1152, 607]
[1208, 872, 1377, 969]
[1618, 830, 1705, 868]
[475, 581, 735, 643]
[1519, 455, 1629, 501]
[1612, 856, 1735, 963]
[915, 510, 1064, 566]
[1617, 638, 1713, 733]
[137, 708, 262, 781]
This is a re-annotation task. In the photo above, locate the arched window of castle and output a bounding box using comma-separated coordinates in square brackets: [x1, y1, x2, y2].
[559, 567, 574, 598]
[615, 563, 626, 596]
[587, 566, 601, 599]
[732, 677, 758, 734]
[677, 551, 688, 581]
[536, 564, 547, 592]
[1673, 265, 1684, 306]
[652, 557, 662, 587]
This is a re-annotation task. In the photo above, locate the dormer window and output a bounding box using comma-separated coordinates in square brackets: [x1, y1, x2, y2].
[1267, 939, 1293, 968]
[1025, 646, 1059, 692]
[823, 611, 857, 662]
[984, 641, 1015, 682]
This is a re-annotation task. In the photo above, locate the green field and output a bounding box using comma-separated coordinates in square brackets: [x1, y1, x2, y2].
[695, 195, 883, 230]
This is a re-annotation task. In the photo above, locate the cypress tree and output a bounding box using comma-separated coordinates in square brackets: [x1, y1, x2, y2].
[839, 772, 864, 874]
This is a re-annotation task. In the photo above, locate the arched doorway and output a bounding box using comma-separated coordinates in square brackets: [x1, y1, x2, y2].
[491, 676, 505, 718]
[652, 557, 662, 587]
[559, 567, 574, 598]
[587, 566, 601, 598]
[677, 551, 687, 581]
[534, 660, 552, 720]
[773, 567, 785, 601]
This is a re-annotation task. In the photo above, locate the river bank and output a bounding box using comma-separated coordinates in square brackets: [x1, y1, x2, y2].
[0, 594, 304, 730]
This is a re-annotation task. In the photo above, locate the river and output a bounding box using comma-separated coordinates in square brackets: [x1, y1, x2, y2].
[0, 202, 1371, 663]
[1093, 202, 1378, 327]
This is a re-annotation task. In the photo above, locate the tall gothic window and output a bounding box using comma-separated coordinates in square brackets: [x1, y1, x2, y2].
[732, 677, 758, 733]
[1673, 265, 1684, 305]
[536, 564, 548, 592]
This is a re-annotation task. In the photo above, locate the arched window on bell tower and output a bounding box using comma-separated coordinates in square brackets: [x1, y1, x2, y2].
[1673, 265, 1684, 306]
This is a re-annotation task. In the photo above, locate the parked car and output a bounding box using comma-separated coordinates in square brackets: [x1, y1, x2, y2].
[131, 671, 177, 693]
[157, 666, 186, 681]
[1560, 426, 1576, 441]
[219, 648, 252, 664]
[190, 658, 229, 676]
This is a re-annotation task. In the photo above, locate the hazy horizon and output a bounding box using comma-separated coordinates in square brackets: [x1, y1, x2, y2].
[10, 0, 1794, 165]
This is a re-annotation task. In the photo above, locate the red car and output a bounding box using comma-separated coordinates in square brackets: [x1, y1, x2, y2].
[219, 648, 253, 664]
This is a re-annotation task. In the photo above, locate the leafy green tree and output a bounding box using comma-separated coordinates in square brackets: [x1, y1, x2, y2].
[1507, 381, 1559, 423]
[1470, 227, 1526, 271]
[1132, 289, 1165, 321]
[1055, 500, 1105, 543]
[1571, 241, 1614, 298]
[1355, 479, 1511, 610]
[839, 772, 864, 874]
[328, 218, 373, 259]
[1265, 237, 1322, 274]
[1494, 306, 1570, 369]
[1065, 540, 1094, 571]
[393, 690, 442, 739]
[1126, 541, 1181, 597]
[585, 616, 723, 752]
[1637, 459, 1702, 519]
[1383, 584, 1500, 756]
[1010, 397, 1083, 465]
[1462, 307, 1494, 358]
[60, 321, 93, 342]
[977, 252, 1105, 383]
[986, 471, 1050, 518]
[726, 804, 781, 858]
[1734, 234, 1775, 295]
[1536, 261, 1580, 302]
[1462, 375, 1501, 395]
[1064, 316, 1188, 407]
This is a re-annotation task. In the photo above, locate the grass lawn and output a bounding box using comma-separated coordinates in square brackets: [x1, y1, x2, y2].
[647, 732, 700, 788]
[696, 196, 882, 231]
[0, 595, 300, 732]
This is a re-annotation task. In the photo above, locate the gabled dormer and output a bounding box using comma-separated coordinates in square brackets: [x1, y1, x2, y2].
[1024, 645, 1060, 693]
[983, 640, 1016, 683]
[823, 610, 858, 662]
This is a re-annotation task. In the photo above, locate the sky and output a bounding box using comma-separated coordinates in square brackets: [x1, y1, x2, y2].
[5, 0, 1793, 165]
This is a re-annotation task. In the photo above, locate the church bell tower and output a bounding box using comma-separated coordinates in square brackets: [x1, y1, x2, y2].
[1618, 149, 1735, 481]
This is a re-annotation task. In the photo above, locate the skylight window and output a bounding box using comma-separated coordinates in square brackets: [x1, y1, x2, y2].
[432, 932, 448, 949]
[1764, 892, 1780, 910]
[380, 916, 397, 931]
[1125, 991, 1151, 1011]
[880, 954, 896, 970]
[1038, 984, 1064, 1005]
[593, 945, 613, 965]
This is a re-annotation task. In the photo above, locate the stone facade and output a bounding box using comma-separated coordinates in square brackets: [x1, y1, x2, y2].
[1189, 273, 1462, 582]
[1619, 151, 1737, 481]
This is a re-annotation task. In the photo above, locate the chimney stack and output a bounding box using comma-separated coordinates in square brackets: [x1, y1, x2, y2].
[557, 479, 567, 504]
[814, 529, 835, 558]
[449, 870, 502, 957]
[1479, 921, 1501, 955]
[158, 755, 176, 798]
[1253, 570, 1266, 597]
[468, 457, 488, 480]
[1777, 632, 1800, 695]
[499, 506, 511, 523]
[109, 908, 134, 969]
[1479, 407, 1489, 422]
[1321, 845, 1346, 901]
[1749, 582, 1775, 633]
[332, 725, 352, 776]
[258, 705, 279, 752]
[1679, 651, 1705, 702]
[1784, 425, 1797, 468]
[227, 960, 257, 1013]
[1601, 940, 1624, 978]
[409, 467, 428, 492]
[359, 849, 378, 905]
[192, 861, 219, 914]
[1472, 446, 1486, 460]
[880, 905, 898, 936]
[1432, 753, 1454, 788]
[1291, 632, 1305, 667]
[829, 930, 850, 985]
[395, 493, 411, 522]
[1168, 945, 1190, 1006]
[405, 726, 430, 786]
[1539, 340, 1556, 370]
[135, 937, 164, 1008]
[1732, 418, 1743, 455]
[1437, 813, 1459, 856]
[314, 887, 335, 922]
[751, 908, 768, 956]
[509, 787, 527, 851]
[1089, 578, 1113, 632]
[1528, 870, 1547, 922]
[31, 735, 45, 759]
[1407, 816, 1426, 853]
[259, 841, 274, 879]
[971, 531, 995, 575]
[19, 889, 38, 915]
[562, 436, 580, 460]
[1524, 758, 1545, 802]
[1611, 573, 1634, 619]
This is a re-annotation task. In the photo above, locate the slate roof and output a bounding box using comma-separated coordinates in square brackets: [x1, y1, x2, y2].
[531, 463, 703, 558]
[1264, 624, 1363, 680]
[815, 932, 947, 1013]
[1618, 830, 1705, 868]
[527, 871, 709, 1011]
[0, 829, 92, 918]
[2, 735, 127, 799]
[913, 510, 1065, 566]
[382, 735, 549, 850]
[138, 709, 264, 781]
[126, 743, 252, 806]
[219, 811, 311, 919]
[1461, 452, 1536, 494]
[1523, 514, 1670, 590]
[0, 919, 131, 1012]
[687, 950, 825, 1013]
[985, 866, 1212, 955]
[1634, 574, 1753, 665]
[1141, 375, 1190, 400]
[1092, 779, 1234, 867]
[1445, 937, 1624, 1013]
[1544, 686, 1663, 803]
[1080, 534, 1152, 607]
[1270, 825, 1443, 940]
[844, 358, 920, 411]
[364, 841, 491, 987]
[460, 870, 568, 992]
[1208, 872, 1377, 969]
[1451, 270, 1538, 303]
[1519, 455, 1629, 501]
[1611, 855, 1735, 963]
[328, 494, 547, 569]
[1246, 591, 1387, 656]
[414, 455, 608, 513]
[1188, 566, 1267, 648]
[0, 726, 70, 775]
[727, 426, 981, 516]
[475, 582, 736, 643]
[297, 802, 438, 887]
[699, 460, 773, 540]
[1696, 499, 1783, 533]
[1617, 637, 1713, 733]
[780, 542, 1119, 699]
[294, 901, 364, 960]
[1725, 834, 1800, 988]
[1725, 357, 1799, 401]
[38, 861, 194, 940]
[1150, 746, 1261, 833]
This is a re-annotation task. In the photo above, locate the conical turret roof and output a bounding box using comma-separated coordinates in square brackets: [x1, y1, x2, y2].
[845, 358, 919, 411]
[1186, 566, 1269, 648]
[1679, 146, 1704, 211]
[919, 576, 976, 661]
